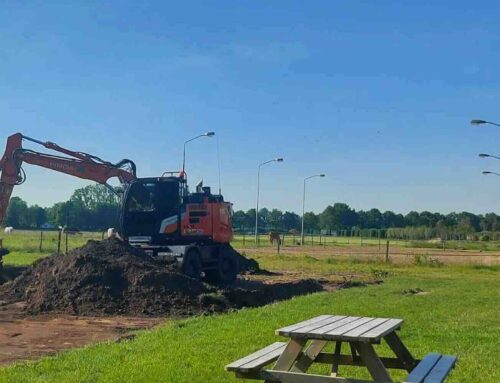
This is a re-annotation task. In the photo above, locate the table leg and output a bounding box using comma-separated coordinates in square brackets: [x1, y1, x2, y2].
[353, 341, 393, 382]
[331, 341, 342, 377]
[293, 340, 328, 372]
[273, 338, 307, 371]
[384, 332, 417, 372]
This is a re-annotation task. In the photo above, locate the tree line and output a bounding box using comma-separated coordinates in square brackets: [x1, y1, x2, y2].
[3, 185, 120, 231]
[233, 203, 500, 239]
[2, 187, 499, 240]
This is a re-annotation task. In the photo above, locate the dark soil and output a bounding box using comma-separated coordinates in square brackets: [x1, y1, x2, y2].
[0, 239, 328, 317]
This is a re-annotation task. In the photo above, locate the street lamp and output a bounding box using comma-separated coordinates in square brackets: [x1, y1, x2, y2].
[482, 171, 500, 177]
[479, 153, 500, 160]
[255, 157, 284, 244]
[182, 132, 215, 175]
[471, 119, 500, 128]
[301, 174, 325, 245]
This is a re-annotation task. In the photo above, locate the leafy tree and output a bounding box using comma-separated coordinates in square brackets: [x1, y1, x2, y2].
[282, 211, 300, 232]
[4, 197, 29, 228]
[319, 203, 357, 232]
[303, 212, 319, 233]
[269, 209, 283, 230]
[70, 184, 119, 210]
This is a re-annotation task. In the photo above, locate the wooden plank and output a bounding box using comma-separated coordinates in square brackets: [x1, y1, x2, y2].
[404, 353, 441, 383]
[342, 318, 389, 339]
[293, 340, 328, 372]
[225, 342, 286, 371]
[273, 338, 307, 371]
[384, 332, 416, 372]
[316, 353, 408, 370]
[357, 318, 403, 341]
[354, 341, 393, 382]
[423, 355, 457, 383]
[324, 317, 376, 339]
[240, 345, 288, 372]
[308, 317, 362, 336]
[277, 315, 334, 336]
[289, 315, 347, 336]
[261, 370, 383, 383]
[331, 341, 342, 376]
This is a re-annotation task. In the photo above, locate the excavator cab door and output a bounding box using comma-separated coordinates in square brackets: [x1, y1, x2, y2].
[121, 178, 181, 240]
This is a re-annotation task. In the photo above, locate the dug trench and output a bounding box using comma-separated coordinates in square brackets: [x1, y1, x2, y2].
[0, 239, 369, 365]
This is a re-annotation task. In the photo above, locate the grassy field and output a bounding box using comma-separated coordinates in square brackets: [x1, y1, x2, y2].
[0, 243, 498, 383]
[233, 233, 500, 251]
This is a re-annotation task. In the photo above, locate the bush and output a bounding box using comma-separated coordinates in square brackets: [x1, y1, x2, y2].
[480, 235, 490, 241]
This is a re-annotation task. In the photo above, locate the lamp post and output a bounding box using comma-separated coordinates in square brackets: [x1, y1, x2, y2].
[482, 171, 500, 177]
[470, 119, 500, 128]
[301, 174, 325, 245]
[479, 153, 500, 161]
[182, 132, 215, 176]
[255, 157, 284, 244]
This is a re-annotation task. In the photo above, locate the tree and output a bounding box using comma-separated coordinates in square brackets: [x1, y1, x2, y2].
[232, 210, 248, 231]
[282, 211, 300, 232]
[359, 208, 383, 229]
[27, 205, 47, 228]
[405, 211, 421, 227]
[269, 209, 283, 230]
[319, 203, 357, 233]
[4, 197, 29, 228]
[303, 212, 319, 233]
[70, 184, 119, 210]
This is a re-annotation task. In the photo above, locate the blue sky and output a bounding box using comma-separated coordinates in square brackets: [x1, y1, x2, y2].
[1, 1, 500, 214]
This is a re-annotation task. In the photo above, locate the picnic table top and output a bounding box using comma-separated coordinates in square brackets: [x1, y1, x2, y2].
[276, 315, 403, 342]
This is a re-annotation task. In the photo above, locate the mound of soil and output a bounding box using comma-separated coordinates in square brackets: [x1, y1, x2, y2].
[0, 239, 212, 316]
[0, 239, 332, 317]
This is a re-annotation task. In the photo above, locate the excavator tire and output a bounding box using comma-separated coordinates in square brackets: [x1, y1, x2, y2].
[181, 248, 203, 280]
[205, 245, 239, 285]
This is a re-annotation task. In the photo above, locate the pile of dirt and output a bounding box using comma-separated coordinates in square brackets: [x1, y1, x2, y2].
[0, 239, 330, 317]
[0, 239, 213, 316]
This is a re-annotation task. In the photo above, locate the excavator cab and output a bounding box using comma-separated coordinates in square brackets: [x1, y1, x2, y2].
[121, 177, 182, 242]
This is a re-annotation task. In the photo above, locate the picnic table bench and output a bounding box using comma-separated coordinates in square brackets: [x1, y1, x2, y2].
[226, 315, 457, 383]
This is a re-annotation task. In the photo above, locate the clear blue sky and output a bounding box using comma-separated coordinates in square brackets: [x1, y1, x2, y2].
[1, 1, 500, 214]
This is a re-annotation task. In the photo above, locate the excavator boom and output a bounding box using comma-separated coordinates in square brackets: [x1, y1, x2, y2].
[0, 133, 137, 225]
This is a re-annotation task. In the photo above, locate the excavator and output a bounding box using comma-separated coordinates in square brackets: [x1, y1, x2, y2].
[0, 132, 242, 283]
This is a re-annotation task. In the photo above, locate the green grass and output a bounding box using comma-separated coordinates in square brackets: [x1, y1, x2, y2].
[0, 250, 498, 383]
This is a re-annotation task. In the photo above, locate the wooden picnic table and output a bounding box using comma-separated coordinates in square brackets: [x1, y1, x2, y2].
[227, 315, 457, 383]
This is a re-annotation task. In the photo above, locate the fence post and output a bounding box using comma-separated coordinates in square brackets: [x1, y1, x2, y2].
[243, 234, 246, 246]
[39, 231, 43, 252]
[0, 238, 3, 249]
[57, 230, 62, 255]
[282, 234, 285, 247]
[65, 232, 69, 254]
[385, 240, 390, 263]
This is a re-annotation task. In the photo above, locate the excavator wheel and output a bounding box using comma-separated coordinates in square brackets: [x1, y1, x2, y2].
[181, 248, 203, 280]
[205, 246, 239, 285]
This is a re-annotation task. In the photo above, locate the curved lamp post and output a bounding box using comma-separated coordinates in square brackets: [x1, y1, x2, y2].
[479, 153, 500, 161]
[182, 132, 215, 175]
[471, 119, 500, 128]
[255, 157, 284, 244]
[482, 171, 500, 177]
[301, 174, 326, 245]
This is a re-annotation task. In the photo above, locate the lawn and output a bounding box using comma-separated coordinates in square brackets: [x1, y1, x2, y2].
[0, 248, 498, 383]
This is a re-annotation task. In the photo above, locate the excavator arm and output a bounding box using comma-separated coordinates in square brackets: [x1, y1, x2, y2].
[0, 133, 137, 225]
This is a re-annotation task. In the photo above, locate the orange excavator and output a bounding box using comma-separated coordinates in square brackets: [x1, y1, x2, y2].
[0, 133, 241, 283]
